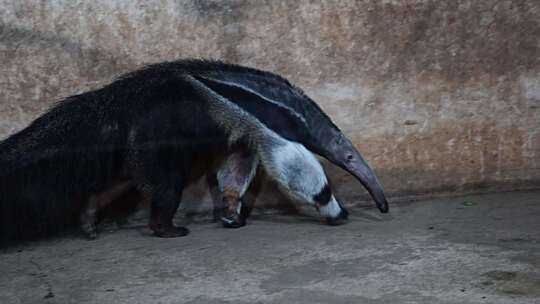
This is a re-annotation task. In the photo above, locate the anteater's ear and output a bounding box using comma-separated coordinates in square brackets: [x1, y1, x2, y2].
[192, 75, 308, 142]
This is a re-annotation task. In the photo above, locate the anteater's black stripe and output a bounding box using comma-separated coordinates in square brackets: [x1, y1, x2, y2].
[313, 183, 331, 206]
[194, 76, 309, 144]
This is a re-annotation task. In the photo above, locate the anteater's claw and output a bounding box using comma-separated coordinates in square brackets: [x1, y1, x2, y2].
[221, 215, 245, 228]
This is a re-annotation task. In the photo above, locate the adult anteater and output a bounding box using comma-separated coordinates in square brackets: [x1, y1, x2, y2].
[0, 60, 388, 245]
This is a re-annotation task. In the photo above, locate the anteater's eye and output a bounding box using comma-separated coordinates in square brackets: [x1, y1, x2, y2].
[346, 154, 354, 161]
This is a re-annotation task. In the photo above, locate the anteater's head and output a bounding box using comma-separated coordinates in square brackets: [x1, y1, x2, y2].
[276, 142, 348, 225]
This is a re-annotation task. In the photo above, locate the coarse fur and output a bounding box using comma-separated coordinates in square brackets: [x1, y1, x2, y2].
[0, 59, 380, 246]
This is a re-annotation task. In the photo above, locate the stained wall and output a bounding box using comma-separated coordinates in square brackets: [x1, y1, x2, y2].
[1, 0, 539, 207]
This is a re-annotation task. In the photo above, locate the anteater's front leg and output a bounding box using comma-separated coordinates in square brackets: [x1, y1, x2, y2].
[206, 169, 226, 222]
[217, 146, 259, 228]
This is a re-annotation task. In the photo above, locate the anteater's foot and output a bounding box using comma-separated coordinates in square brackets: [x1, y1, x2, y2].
[81, 224, 98, 240]
[221, 199, 246, 228]
[151, 225, 190, 238]
[86, 230, 98, 240]
[80, 214, 98, 240]
[212, 207, 226, 223]
[221, 213, 246, 228]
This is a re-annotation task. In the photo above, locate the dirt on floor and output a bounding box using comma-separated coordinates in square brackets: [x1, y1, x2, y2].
[1, 190, 539, 304]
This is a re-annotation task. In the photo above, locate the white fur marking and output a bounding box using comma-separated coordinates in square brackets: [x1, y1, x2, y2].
[262, 141, 327, 205]
[318, 196, 342, 218]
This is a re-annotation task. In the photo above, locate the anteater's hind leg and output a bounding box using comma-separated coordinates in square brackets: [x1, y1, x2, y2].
[80, 196, 99, 240]
[80, 179, 134, 240]
[128, 146, 193, 238]
[217, 146, 259, 228]
[147, 175, 189, 238]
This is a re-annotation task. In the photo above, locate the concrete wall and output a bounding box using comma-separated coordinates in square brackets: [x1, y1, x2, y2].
[1, 0, 539, 206]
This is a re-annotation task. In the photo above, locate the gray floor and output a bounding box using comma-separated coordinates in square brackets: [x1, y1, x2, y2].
[1, 190, 539, 304]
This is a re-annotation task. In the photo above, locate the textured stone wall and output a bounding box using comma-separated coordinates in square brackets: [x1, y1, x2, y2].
[1, 0, 539, 206]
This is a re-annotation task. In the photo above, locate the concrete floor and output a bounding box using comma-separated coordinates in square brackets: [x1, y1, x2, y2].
[1, 190, 539, 304]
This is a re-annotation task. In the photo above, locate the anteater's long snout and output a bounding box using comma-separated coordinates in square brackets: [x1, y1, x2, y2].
[345, 152, 389, 213]
[323, 137, 389, 214]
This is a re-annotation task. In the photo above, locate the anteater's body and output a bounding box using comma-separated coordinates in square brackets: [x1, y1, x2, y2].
[1, 62, 226, 243]
[0, 60, 389, 245]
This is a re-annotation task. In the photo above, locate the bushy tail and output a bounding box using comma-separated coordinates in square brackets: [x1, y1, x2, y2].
[0, 131, 118, 247]
[0, 158, 80, 246]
